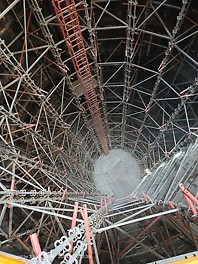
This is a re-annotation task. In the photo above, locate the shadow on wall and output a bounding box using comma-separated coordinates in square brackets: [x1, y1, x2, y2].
[93, 149, 141, 198]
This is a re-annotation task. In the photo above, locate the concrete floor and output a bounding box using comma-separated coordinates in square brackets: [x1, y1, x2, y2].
[93, 149, 141, 197]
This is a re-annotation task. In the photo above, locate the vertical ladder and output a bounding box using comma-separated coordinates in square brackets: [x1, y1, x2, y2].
[52, 0, 109, 155]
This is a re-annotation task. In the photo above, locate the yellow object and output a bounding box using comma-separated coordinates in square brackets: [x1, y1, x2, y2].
[170, 255, 198, 263]
[0, 253, 26, 264]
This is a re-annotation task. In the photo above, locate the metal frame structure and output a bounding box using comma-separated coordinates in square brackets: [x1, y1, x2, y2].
[0, 0, 198, 263]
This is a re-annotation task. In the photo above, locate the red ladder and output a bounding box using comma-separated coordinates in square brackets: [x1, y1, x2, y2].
[52, 0, 109, 155]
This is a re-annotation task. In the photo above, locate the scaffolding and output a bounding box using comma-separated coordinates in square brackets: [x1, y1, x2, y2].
[0, 0, 198, 263]
[0, 179, 198, 263]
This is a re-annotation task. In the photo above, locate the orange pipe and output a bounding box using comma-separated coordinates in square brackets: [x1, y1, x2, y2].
[83, 204, 94, 264]
[179, 183, 198, 205]
[30, 233, 41, 257]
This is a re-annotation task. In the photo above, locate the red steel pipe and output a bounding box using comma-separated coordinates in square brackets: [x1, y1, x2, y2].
[179, 183, 198, 205]
[143, 192, 153, 203]
[168, 200, 184, 222]
[30, 233, 41, 257]
[179, 183, 198, 221]
[83, 204, 94, 264]
[184, 194, 198, 218]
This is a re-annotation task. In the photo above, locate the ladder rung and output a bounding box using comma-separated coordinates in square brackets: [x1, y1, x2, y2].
[73, 49, 84, 57]
[74, 49, 85, 57]
[80, 74, 90, 81]
[66, 3, 76, 9]
[63, 11, 76, 19]
[69, 32, 81, 41]
[56, 0, 66, 3]
[69, 36, 81, 43]
[77, 58, 87, 65]
[78, 65, 89, 72]
[67, 24, 79, 32]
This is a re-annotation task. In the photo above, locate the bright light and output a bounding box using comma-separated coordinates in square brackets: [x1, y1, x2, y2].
[145, 168, 151, 175]
[174, 151, 183, 159]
